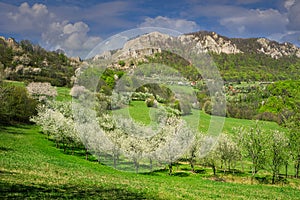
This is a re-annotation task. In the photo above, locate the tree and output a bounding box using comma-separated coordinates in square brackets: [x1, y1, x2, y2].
[31, 101, 81, 153]
[187, 132, 203, 172]
[284, 112, 300, 178]
[155, 115, 194, 175]
[0, 62, 5, 82]
[216, 133, 241, 173]
[237, 122, 269, 182]
[26, 82, 57, 102]
[0, 83, 37, 124]
[199, 136, 220, 176]
[267, 131, 289, 184]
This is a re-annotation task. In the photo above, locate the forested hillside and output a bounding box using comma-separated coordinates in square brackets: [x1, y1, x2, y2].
[0, 37, 80, 87]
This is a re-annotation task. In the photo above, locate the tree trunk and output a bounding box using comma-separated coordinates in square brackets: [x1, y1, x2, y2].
[85, 148, 88, 160]
[113, 153, 117, 169]
[295, 155, 300, 178]
[135, 160, 139, 173]
[168, 163, 173, 175]
[63, 143, 67, 153]
[191, 162, 195, 172]
[72, 146, 74, 156]
[285, 163, 288, 178]
[150, 158, 153, 172]
[251, 166, 256, 184]
[240, 157, 244, 173]
[272, 172, 276, 184]
[212, 165, 216, 176]
[295, 162, 300, 178]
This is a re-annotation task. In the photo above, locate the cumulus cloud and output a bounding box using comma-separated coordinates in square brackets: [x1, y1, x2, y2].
[6, 2, 54, 34]
[220, 9, 288, 35]
[286, 0, 300, 31]
[41, 21, 101, 57]
[4, 2, 101, 58]
[139, 16, 200, 33]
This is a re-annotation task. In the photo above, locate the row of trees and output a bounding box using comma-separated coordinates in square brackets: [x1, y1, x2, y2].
[187, 125, 295, 185]
[32, 100, 194, 174]
[31, 98, 300, 184]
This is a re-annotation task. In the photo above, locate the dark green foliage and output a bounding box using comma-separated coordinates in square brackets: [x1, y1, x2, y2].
[0, 38, 14, 68]
[0, 38, 79, 87]
[146, 51, 201, 81]
[260, 81, 300, 124]
[211, 52, 300, 82]
[136, 83, 174, 102]
[98, 68, 124, 93]
[0, 82, 37, 124]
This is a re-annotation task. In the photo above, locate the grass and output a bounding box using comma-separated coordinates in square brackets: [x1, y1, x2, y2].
[3, 80, 25, 87]
[1, 125, 300, 199]
[118, 101, 287, 135]
[56, 86, 71, 101]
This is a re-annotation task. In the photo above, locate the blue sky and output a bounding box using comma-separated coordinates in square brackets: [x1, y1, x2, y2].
[0, 0, 299, 58]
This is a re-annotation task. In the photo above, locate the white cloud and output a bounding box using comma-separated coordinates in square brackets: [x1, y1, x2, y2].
[42, 21, 101, 58]
[220, 9, 288, 35]
[6, 2, 54, 33]
[284, 0, 296, 10]
[3, 2, 101, 58]
[286, 0, 300, 31]
[63, 22, 89, 35]
[139, 16, 200, 33]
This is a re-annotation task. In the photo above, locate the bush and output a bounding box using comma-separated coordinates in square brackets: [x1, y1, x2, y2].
[145, 96, 157, 107]
[203, 100, 212, 115]
[0, 82, 37, 124]
[254, 112, 279, 123]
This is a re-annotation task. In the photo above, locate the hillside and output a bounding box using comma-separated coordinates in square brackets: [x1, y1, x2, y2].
[1, 31, 300, 87]
[0, 37, 81, 86]
[87, 31, 300, 123]
[92, 31, 300, 82]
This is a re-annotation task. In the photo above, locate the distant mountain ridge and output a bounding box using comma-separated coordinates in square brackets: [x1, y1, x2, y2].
[187, 31, 300, 59]
[92, 31, 300, 82]
[1, 30, 300, 86]
[94, 30, 300, 62]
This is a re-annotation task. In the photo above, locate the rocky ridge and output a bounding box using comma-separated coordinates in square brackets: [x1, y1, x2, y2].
[93, 31, 300, 66]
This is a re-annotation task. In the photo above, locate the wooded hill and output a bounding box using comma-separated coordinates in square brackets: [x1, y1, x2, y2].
[0, 37, 80, 87]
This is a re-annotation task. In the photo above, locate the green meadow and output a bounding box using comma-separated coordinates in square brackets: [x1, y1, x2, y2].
[1, 125, 300, 199]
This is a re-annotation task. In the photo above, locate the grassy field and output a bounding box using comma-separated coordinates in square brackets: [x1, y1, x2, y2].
[116, 100, 287, 135]
[1, 125, 300, 199]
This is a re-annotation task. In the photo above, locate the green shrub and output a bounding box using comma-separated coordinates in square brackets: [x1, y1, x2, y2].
[0, 82, 37, 124]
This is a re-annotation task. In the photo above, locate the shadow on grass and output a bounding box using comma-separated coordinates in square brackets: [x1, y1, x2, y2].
[172, 172, 190, 177]
[194, 169, 206, 174]
[0, 146, 13, 152]
[217, 169, 245, 176]
[0, 181, 157, 200]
